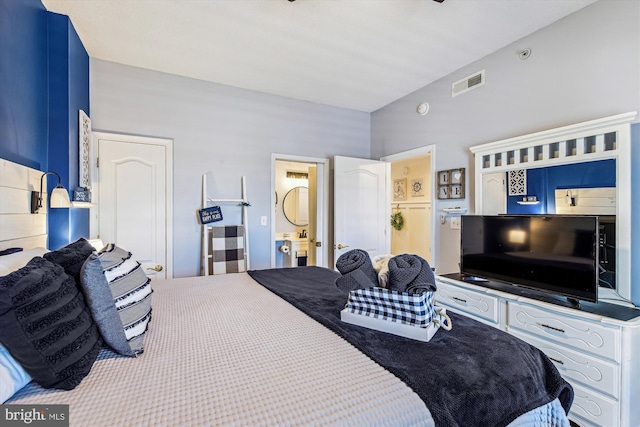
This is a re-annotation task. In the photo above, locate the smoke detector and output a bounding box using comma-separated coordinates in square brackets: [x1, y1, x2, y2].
[416, 102, 430, 115]
[519, 48, 532, 60]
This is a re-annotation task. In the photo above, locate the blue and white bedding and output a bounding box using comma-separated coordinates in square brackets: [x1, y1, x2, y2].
[6, 267, 571, 426]
[249, 266, 574, 427]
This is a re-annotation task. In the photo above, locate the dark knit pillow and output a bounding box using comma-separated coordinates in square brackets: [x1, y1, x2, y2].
[44, 238, 95, 283]
[0, 257, 102, 390]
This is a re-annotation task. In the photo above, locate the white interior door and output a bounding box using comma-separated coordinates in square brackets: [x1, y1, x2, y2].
[334, 156, 387, 266]
[482, 172, 507, 214]
[97, 133, 172, 279]
[307, 165, 318, 266]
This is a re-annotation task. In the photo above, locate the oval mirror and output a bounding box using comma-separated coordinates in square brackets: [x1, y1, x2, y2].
[283, 186, 309, 226]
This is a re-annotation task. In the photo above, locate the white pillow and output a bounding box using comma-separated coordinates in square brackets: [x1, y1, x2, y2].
[0, 248, 49, 276]
[0, 344, 31, 403]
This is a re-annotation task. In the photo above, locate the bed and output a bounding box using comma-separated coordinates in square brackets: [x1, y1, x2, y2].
[0, 160, 572, 426]
[2, 260, 573, 426]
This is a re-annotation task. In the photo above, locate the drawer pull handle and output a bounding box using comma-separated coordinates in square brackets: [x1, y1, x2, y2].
[538, 323, 565, 334]
[549, 357, 564, 365]
[452, 297, 467, 304]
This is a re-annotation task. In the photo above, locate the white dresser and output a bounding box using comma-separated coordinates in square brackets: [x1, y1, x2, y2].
[435, 274, 640, 427]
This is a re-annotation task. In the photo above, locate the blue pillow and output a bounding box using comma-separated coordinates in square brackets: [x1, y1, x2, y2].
[0, 343, 31, 403]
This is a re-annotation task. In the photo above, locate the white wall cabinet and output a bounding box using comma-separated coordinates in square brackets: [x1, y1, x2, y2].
[435, 275, 640, 427]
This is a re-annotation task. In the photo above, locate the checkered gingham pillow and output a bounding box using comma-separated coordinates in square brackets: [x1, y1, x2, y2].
[211, 226, 245, 274]
[345, 287, 436, 327]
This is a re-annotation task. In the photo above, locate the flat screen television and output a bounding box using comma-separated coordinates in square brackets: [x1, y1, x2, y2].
[460, 215, 599, 304]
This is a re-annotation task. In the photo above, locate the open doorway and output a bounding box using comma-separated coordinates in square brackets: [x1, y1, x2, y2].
[389, 154, 432, 263]
[271, 154, 329, 268]
[381, 145, 436, 266]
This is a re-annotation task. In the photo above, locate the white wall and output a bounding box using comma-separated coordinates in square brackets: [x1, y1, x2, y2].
[371, 1, 640, 276]
[90, 60, 370, 277]
[89, 1, 640, 289]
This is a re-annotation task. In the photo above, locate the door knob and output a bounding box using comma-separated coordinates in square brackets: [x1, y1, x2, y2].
[146, 264, 163, 272]
[337, 244, 349, 250]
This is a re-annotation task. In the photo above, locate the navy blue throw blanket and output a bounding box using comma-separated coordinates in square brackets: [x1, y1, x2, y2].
[248, 266, 573, 427]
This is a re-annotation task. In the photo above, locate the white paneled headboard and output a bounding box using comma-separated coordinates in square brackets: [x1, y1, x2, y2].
[555, 187, 616, 215]
[0, 159, 48, 250]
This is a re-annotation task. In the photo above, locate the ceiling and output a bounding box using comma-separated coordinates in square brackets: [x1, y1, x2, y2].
[41, 0, 597, 113]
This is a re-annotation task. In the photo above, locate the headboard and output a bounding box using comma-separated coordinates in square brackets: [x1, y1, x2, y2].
[0, 159, 48, 250]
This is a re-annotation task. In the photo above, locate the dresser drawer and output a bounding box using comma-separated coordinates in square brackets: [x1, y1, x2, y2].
[510, 330, 620, 399]
[436, 280, 499, 324]
[570, 382, 619, 427]
[507, 302, 621, 362]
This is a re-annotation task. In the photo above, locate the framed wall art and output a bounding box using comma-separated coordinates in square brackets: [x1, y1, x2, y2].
[411, 178, 425, 197]
[79, 110, 91, 189]
[437, 168, 465, 200]
[393, 178, 407, 201]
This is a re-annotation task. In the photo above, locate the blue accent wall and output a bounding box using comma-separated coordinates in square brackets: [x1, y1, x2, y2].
[507, 159, 616, 214]
[47, 12, 90, 249]
[0, 0, 90, 249]
[67, 19, 91, 244]
[0, 0, 48, 170]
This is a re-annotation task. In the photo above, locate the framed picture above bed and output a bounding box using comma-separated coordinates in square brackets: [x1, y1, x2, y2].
[79, 110, 91, 189]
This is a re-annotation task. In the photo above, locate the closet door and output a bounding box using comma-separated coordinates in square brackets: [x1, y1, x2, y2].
[481, 172, 506, 214]
[97, 133, 173, 279]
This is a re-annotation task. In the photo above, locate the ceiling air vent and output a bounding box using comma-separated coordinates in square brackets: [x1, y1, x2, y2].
[452, 70, 485, 98]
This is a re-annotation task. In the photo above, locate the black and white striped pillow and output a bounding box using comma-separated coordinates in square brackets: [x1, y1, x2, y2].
[97, 244, 152, 355]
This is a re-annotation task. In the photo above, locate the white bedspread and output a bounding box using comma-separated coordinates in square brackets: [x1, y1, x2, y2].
[9, 273, 432, 426]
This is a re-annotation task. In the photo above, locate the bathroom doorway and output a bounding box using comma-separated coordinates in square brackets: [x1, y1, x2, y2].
[271, 154, 329, 268]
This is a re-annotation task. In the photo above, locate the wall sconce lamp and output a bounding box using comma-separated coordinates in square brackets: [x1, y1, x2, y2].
[30, 172, 71, 214]
[565, 190, 576, 206]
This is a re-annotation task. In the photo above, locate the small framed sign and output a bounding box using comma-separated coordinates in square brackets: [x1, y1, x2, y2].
[73, 187, 91, 202]
[198, 206, 223, 224]
[437, 168, 465, 200]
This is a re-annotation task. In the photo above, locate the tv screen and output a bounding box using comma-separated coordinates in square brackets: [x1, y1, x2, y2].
[460, 215, 599, 303]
